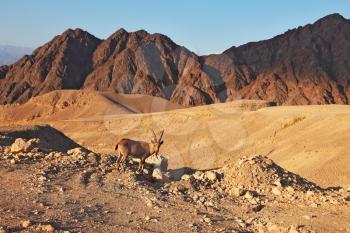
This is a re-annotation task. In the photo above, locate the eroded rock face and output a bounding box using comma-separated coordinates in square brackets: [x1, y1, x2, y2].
[1, 14, 350, 106]
[0, 29, 101, 104]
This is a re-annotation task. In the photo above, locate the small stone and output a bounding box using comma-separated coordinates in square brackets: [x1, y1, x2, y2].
[41, 224, 55, 232]
[249, 204, 264, 213]
[192, 171, 204, 180]
[306, 190, 314, 196]
[272, 187, 282, 196]
[229, 187, 245, 197]
[285, 186, 295, 193]
[205, 171, 217, 182]
[145, 216, 151, 221]
[274, 179, 282, 187]
[288, 225, 301, 233]
[181, 174, 191, 181]
[10, 159, 16, 164]
[203, 217, 211, 223]
[152, 168, 164, 180]
[146, 202, 153, 208]
[0, 226, 7, 233]
[87, 153, 99, 165]
[22, 220, 32, 228]
[310, 203, 318, 208]
[244, 191, 255, 200]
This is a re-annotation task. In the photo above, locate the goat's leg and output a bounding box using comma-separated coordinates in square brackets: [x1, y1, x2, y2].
[138, 156, 147, 173]
[137, 160, 142, 173]
[116, 152, 123, 170]
[120, 154, 129, 172]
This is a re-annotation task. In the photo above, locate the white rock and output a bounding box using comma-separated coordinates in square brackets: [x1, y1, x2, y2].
[146, 155, 168, 172]
[67, 147, 84, 155]
[67, 147, 86, 160]
[306, 190, 314, 196]
[272, 187, 282, 196]
[152, 168, 164, 180]
[21, 220, 32, 228]
[205, 171, 218, 182]
[181, 174, 191, 181]
[203, 217, 211, 223]
[285, 186, 295, 193]
[229, 187, 245, 197]
[11, 138, 35, 153]
[193, 171, 204, 180]
[40, 224, 55, 232]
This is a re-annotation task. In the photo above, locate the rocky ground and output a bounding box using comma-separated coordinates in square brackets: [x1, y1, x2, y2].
[0, 136, 349, 233]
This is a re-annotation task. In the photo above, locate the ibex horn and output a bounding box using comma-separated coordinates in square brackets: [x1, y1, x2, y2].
[151, 129, 157, 142]
[159, 130, 164, 142]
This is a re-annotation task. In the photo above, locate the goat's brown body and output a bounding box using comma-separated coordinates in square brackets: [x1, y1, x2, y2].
[117, 139, 153, 158]
[115, 138, 156, 171]
[115, 131, 164, 172]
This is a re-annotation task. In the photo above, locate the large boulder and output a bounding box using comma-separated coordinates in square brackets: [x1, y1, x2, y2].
[146, 155, 168, 172]
[146, 155, 168, 180]
[10, 138, 38, 153]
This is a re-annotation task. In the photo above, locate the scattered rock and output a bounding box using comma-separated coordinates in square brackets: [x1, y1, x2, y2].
[0, 226, 7, 233]
[193, 171, 205, 180]
[152, 168, 164, 180]
[244, 191, 257, 199]
[40, 224, 55, 232]
[87, 152, 99, 165]
[205, 171, 218, 182]
[21, 220, 32, 228]
[221, 155, 323, 202]
[67, 147, 86, 156]
[229, 187, 245, 197]
[181, 174, 191, 181]
[272, 187, 282, 196]
[203, 217, 212, 223]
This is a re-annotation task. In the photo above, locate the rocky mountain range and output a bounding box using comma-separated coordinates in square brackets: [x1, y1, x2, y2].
[0, 13, 349, 106]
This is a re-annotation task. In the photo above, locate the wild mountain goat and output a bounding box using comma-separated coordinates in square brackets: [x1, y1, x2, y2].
[115, 130, 164, 172]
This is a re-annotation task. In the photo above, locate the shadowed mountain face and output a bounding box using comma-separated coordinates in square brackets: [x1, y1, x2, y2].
[1, 13, 350, 106]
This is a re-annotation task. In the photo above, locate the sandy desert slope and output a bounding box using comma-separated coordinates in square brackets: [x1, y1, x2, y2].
[0, 90, 349, 188]
[0, 90, 183, 122]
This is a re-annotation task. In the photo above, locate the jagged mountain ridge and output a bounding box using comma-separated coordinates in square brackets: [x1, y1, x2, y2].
[1, 13, 350, 106]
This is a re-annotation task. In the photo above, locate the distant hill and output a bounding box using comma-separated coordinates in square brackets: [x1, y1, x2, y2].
[0, 90, 183, 121]
[1, 14, 350, 106]
[0, 45, 32, 65]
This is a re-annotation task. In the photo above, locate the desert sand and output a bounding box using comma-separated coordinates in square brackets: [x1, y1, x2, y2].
[1, 90, 346, 187]
[0, 90, 349, 232]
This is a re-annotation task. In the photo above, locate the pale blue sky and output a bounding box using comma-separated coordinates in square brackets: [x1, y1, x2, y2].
[1, 0, 349, 54]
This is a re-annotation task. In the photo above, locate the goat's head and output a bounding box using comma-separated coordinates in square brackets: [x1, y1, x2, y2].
[151, 129, 164, 156]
